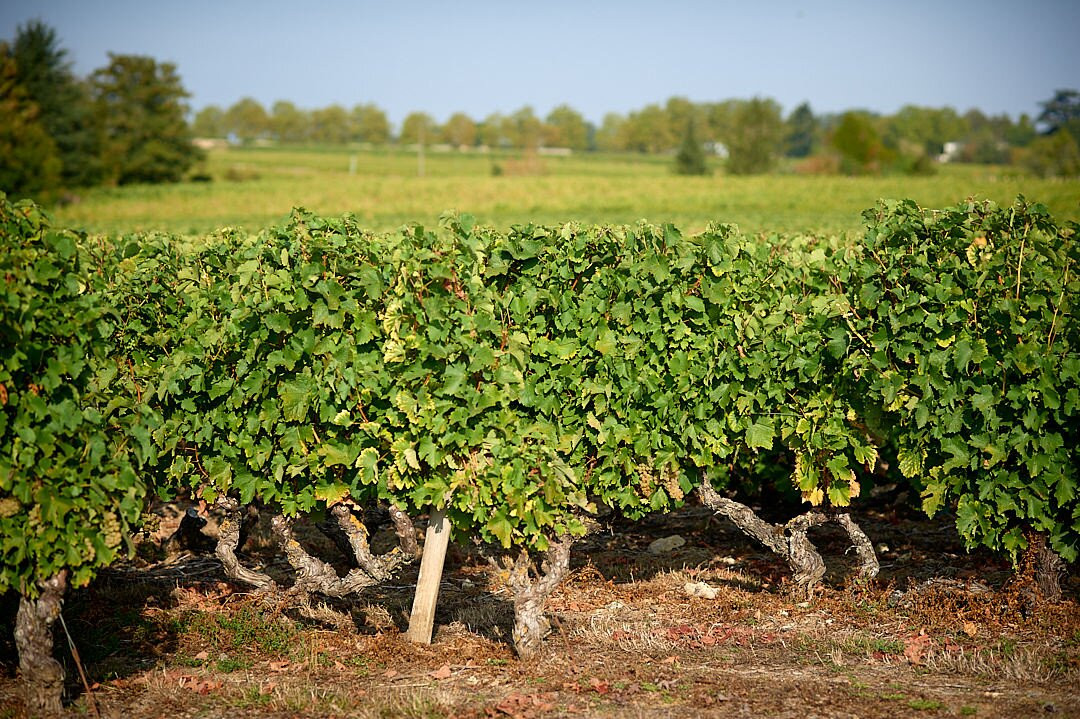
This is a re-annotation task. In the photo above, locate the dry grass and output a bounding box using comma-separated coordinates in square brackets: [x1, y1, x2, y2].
[1, 507, 1077, 718]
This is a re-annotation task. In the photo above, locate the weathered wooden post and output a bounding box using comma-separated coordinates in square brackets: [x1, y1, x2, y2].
[405, 506, 450, 644]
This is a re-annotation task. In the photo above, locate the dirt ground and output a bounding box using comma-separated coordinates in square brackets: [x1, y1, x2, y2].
[1, 500, 1078, 718]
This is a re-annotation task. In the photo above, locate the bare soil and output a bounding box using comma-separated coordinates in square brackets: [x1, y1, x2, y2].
[1, 501, 1078, 718]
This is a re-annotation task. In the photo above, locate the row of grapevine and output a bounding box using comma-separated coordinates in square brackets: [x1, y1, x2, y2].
[0, 199, 152, 712]
[843, 200, 1078, 573]
[2, 193, 1076, 714]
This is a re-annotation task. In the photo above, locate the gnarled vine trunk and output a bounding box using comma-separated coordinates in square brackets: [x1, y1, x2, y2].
[272, 515, 380, 597]
[1019, 531, 1066, 602]
[329, 503, 413, 580]
[388, 504, 421, 559]
[214, 496, 276, 590]
[698, 484, 826, 597]
[697, 485, 881, 596]
[505, 536, 574, 659]
[836, 512, 880, 580]
[273, 504, 417, 598]
[15, 570, 69, 717]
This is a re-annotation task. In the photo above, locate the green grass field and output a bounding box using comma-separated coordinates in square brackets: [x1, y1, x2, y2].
[51, 145, 1080, 237]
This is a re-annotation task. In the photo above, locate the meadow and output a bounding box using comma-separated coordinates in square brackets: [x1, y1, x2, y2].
[51, 145, 1080, 237]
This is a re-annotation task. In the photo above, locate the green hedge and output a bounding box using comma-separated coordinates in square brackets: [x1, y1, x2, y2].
[3, 194, 1075, 603]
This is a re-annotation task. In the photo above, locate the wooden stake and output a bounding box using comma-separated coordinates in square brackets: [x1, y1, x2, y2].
[405, 507, 450, 644]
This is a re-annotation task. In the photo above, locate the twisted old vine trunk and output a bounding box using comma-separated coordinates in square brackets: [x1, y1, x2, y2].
[835, 512, 880, 581]
[274, 503, 418, 597]
[697, 484, 880, 596]
[214, 496, 276, 590]
[1013, 531, 1066, 602]
[504, 536, 574, 659]
[388, 504, 421, 559]
[698, 484, 826, 597]
[272, 515, 380, 597]
[328, 503, 414, 580]
[15, 570, 69, 717]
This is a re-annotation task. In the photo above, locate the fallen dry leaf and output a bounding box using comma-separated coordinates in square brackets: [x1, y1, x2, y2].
[430, 664, 453, 680]
[903, 631, 933, 665]
[962, 621, 978, 637]
[175, 674, 222, 695]
[588, 677, 611, 695]
[494, 692, 557, 718]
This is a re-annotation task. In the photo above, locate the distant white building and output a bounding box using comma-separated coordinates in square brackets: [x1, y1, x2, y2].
[938, 141, 962, 163]
[705, 141, 728, 158]
[192, 138, 228, 150]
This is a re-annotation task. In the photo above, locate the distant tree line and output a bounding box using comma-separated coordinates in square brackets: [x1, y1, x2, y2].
[3, 21, 1078, 203]
[199, 92, 1080, 178]
[1, 20, 201, 200]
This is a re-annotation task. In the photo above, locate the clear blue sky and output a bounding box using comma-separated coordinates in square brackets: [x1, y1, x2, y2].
[2, 0, 1078, 127]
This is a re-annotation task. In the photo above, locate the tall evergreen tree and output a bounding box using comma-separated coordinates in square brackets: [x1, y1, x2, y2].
[784, 102, 817, 158]
[1037, 89, 1080, 138]
[673, 118, 708, 175]
[89, 54, 202, 185]
[11, 21, 101, 188]
[0, 51, 61, 198]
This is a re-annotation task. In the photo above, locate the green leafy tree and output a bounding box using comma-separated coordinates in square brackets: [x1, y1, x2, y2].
[784, 102, 817, 158]
[886, 105, 965, 157]
[956, 109, 1021, 164]
[270, 100, 308, 142]
[1024, 130, 1080, 177]
[350, 103, 389, 144]
[594, 112, 627, 152]
[664, 96, 699, 139]
[544, 104, 588, 150]
[1037, 89, 1080, 138]
[506, 106, 543, 150]
[9, 21, 101, 188]
[1005, 113, 1036, 148]
[673, 118, 708, 175]
[399, 112, 436, 145]
[310, 104, 350, 143]
[478, 112, 507, 148]
[702, 100, 740, 147]
[89, 54, 202, 185]
[223, 97, 269, 143]
[441, 112, 477, 147]
[192, 105, 226, 137]
[725, 97, 784, 175]
[0, 51, 61, 198]
[622, 104, 673, 153]
[829, 111, 889, 174]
